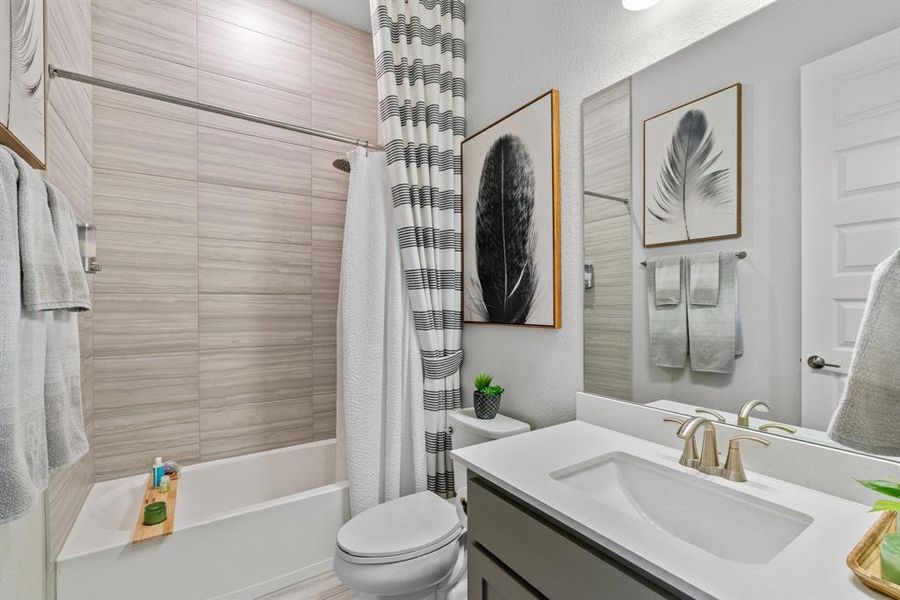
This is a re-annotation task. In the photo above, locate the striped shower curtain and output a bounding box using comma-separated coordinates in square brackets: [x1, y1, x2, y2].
[371, 0, 465, 497]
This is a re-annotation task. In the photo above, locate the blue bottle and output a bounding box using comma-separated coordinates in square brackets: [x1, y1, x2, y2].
[152, 457, 164, 488]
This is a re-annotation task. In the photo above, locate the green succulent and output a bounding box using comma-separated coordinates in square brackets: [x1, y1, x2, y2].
[481, 385, 505, 397]
[474, 372, 493, 391]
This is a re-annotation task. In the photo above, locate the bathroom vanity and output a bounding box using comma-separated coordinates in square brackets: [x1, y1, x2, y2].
[454, 401, 890, 600]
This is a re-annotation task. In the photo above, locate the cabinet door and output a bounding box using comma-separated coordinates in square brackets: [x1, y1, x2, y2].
[469, 544, 545, 600]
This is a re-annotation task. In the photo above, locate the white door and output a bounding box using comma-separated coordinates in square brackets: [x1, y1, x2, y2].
[800, 27, 900, 429]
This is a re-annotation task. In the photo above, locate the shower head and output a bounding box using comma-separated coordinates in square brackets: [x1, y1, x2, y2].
[332, 158, 351, 173]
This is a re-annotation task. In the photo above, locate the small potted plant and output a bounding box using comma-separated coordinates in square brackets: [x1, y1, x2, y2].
[859, 479, 900, 585]
[473, 373, 504, 420]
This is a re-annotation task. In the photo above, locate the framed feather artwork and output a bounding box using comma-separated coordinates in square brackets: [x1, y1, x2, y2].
[0, 0, 46, 168]
[643, 83, 741, 247]
[462, 90, 561, 328]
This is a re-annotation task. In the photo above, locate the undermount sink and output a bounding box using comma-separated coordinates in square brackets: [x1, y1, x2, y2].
[550, 452, 813, 564]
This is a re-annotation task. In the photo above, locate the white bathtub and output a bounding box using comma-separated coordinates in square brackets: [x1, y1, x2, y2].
[57, 440, 349, 600]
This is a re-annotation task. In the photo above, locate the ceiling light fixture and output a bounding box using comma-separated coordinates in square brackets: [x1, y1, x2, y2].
[622, 0, 661, 11]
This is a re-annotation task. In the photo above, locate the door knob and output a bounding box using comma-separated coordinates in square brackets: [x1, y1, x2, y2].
[807, 355, 840, 369]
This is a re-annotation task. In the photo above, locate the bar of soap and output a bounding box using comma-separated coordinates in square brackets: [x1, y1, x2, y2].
[882, 531, 900, 585]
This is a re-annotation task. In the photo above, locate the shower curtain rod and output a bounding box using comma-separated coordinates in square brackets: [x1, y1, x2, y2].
[48, 65, 384, 151]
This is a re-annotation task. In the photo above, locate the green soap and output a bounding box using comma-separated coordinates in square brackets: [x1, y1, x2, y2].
[143, 501, 167, 526]
[882, 532, 900, 585]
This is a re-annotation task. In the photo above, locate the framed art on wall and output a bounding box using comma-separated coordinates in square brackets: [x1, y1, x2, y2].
[643, 83, 741, 247]
[462, 89, 561, 328]
[0, 0, 46, 168]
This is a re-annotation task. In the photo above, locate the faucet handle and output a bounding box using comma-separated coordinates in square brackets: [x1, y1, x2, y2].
[695, 408, 726, 423]
[663, 417, 699, 468]
[759, 423, 797, 435]
[723, 436, 770, 482]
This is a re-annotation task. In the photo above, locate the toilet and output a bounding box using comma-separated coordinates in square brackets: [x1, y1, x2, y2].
[333, 408, 530, 600]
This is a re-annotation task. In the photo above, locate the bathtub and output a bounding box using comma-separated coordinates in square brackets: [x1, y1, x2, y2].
[57, 440, 349, 600]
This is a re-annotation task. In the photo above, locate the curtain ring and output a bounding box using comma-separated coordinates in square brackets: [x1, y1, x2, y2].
[364, 140, 369, 156]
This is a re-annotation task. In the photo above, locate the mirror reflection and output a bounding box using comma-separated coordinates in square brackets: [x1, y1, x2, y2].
[582, 1, 900, 460]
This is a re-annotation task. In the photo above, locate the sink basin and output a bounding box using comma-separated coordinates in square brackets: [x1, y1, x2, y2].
[550, 452, 813, 564]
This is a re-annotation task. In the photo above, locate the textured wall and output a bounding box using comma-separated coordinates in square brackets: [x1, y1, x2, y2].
[464, 0, 772, 429]
[90, 0, 377, 480]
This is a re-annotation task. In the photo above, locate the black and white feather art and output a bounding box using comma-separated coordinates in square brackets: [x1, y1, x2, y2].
[649, 109, 731, 240]
[470, 134, 538, 324]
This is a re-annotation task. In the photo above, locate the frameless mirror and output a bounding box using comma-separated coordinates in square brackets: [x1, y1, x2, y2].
[582, 0, 900, 461]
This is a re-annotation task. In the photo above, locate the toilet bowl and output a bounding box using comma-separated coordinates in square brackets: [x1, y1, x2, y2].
[333, 408, 530, 600]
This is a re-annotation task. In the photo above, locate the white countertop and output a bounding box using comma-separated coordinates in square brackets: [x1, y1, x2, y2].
[452, 420, 882, 600]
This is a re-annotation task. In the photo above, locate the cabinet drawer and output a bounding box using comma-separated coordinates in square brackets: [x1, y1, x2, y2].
[467, 477, 678, 599]
[469, 543, 545, 600]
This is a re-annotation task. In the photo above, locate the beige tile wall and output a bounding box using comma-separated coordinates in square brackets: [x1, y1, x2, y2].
[91, 0, 378, 480]
[44, 0, 95, 585]
[583, 79, 633, 401]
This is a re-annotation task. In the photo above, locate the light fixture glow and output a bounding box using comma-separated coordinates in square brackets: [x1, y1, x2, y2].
[622, 0, 661, 11]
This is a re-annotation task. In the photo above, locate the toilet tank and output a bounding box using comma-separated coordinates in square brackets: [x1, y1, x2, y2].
[448, 408, 530, 494]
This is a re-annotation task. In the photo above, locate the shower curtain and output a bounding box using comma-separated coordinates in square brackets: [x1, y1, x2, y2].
[371, 0, 466, 497]
[339, 147, 426, 516]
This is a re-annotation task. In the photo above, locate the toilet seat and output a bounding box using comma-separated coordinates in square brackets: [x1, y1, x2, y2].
[337, 491, 463, 565]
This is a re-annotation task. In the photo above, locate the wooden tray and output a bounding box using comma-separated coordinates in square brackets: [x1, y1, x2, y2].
[131, 472, 179, 543]
[848, 512, 900, 599]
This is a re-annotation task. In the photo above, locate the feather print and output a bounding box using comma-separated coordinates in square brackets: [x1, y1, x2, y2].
[473, 134, 537, 323]
[650, 109, 731, 240]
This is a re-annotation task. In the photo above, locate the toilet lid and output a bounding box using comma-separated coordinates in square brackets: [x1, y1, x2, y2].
[337, 491, 462, 560]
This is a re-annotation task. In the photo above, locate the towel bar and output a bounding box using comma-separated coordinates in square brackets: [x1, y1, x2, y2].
[640, 251, 747, 267]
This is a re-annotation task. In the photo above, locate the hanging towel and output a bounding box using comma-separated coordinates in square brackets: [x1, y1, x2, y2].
[46, 183, 91, 311]
[828, 250, 900, 456]
[689, 251, 720, 306]
[0, 148, 50, 524]
[654, 255, 683, 306]
[647, 258, 688, 368]
[687, 253, 742, 373]
[339, 148, 425, 516]
[43, 183, 90, 469]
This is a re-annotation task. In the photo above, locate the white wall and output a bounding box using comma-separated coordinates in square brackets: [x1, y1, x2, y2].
[464, 0, 772, 429]
[0, 500, 47, 600]
[630, 1, 900, 424]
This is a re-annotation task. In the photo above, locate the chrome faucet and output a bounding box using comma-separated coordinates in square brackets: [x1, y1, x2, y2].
[737, 399, 770, 427]
[676, 416, 722, 476]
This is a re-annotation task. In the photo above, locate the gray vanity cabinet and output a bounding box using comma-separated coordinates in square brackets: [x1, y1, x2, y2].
[466, 476, 683, 599]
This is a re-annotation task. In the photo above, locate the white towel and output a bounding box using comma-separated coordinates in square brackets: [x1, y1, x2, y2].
[654, 255, 682, 306]
[0, 149, 49, 524]
[46, 183, 91, 312]
[647, 258, 688, 368]
[687, 253, 742, 373]
[828, 250, 900, 456]
[338, 148, 426, 516]
[689, 252, 720, 306]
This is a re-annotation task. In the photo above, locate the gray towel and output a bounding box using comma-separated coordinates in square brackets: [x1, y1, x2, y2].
[689, 252, 720, 306]
[654, 255, 682, 306]
[687, 253, 742, 373]
[46, 183, 91, 312]
[0, 149, 49, 524]
[8, 148, 75, 312]
[647, 258, 688, 368]
[828, 249, 900, 456]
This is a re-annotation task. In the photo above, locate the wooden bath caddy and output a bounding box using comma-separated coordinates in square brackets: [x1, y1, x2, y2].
[848, 512, 900, 599]
[132, 472, 179, 543]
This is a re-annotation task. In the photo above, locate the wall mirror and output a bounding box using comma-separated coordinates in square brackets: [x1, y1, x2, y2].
[582, 0, 900, 461]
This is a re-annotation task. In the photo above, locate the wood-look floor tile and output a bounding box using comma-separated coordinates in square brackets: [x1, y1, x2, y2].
[198, 127, 311, 195]
[95, 230, 198, 295]
[197, 16, 310, 95]
[94, 106, 198, 180]
[94, 294, 198, 357]
[93, 0, 197, 67]
[200, 238, 311, 295]
[199, 294, 311, 349]
[94, 169, 197, 237]
[198, 183, 311, 245]
[311, 197, 346, 248]
[93, 42, 197, 122]
[258, 571, 355, 600]
[197, 0, 311, 48]
[200, 397, 313, 462]
[199, 345, 312, 407]
[198, 71, 311, 145]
